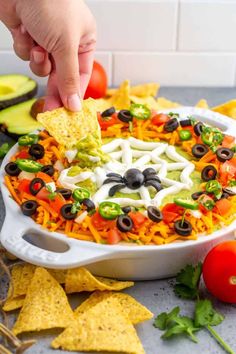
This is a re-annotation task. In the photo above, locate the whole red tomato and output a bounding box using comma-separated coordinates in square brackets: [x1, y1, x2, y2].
[203, 240, 236, 303]
[84, 61, 107, 99]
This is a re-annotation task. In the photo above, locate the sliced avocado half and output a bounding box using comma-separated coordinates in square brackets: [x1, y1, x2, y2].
[0, 74, 37, 110]
[0, 98, 42, 136]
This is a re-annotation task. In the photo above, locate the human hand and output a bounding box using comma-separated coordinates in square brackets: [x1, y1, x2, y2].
[0, 0, 96, 111]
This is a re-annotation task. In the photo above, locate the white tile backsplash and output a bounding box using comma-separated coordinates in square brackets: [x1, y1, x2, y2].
[178, 0, 236, 52]
[113, 52, 236, 87]
[88, 0, 178, 51]
[1, 0, 236, 87]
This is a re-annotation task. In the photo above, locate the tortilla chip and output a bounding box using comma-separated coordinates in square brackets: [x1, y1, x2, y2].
[107, 82, 159, 98]
[195, 99, 209, 109]
[95, 97, 113, 112]
[212, 100, 236, 119]
[155, 97, 181, 111]
[74, 291, 153, 325]
[51, 297, 145, 354]
[130, 95, 159, 110]
[110, 80, 131, 110]
[37, 98, 100, 148]
[13, 268, 74, 335]
[65, 267, 134, 293]
[3, 295, 25, 312]
[49, 269, 67, 284]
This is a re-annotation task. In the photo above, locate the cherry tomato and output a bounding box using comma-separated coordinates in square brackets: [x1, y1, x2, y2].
[107, 228, 121, 245]
[129, 211, 147, 229]
[18, 179, 31, 194]
[97, 112, 120, 130]
[152, 113, 170, 126]
[203, 241, 236, 303]
[84, 61, 107, 99]
[91, 211, 115, 230]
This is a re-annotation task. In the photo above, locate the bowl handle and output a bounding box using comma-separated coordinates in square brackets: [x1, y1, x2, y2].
[0, 215, 115, 269]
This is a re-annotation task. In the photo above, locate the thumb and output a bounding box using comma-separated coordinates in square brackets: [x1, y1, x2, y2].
[53, 48, 81, 112]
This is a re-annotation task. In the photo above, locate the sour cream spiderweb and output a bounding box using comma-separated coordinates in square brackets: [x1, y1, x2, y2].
[58, 137, 195, 208]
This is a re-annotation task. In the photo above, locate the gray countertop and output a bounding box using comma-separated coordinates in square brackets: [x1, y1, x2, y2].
[0, 87, 236, 354]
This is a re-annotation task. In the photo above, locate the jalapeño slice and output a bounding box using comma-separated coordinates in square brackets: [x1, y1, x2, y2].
[98, 201, 123, 220]
[72, 187, 91, 202]
[18, 134, 39, 146]
[16, 159, 43, 173]
[174, 198, 199, 210]
[130, 103, 151, 120]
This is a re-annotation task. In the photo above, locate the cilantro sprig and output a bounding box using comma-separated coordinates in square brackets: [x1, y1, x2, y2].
[154, 263, 235, 354]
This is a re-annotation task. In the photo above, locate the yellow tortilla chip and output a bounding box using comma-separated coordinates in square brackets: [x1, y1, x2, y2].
[155, 97, 181, 111]
[212, 100, 236, 119]
[110, 80, 131, 110]
[130, 95, 159, 110]
[195, 99, 209, 109]
[37, 98, 100, 148]
[107, 82, 159, 98]
[95, 97, 113, 112]
[74, 291, 153, 325]
[65, 267, 134, 293]
[13, 268, 74, 335]
[3, 295, 25, 312]
[51, 297, 145, 354]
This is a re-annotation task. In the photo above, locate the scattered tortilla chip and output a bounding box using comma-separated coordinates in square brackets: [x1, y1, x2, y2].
[49, 269, 67, 284]
[155, 97, 181, 111]
[74, 291, 153, 325]
[13, 268, 74, 335]
[195, 99, 209, 109]
[107, 82, 159, 98]
[94, 97, 113, 112]
[51, 297, 145, 354]
[37, 98, 100, 148]
[3, 295, 25, 312]
[130, 95, 159, 110]
[65, 267, 134, 293]
[109, 80, 131, 110]
[212, 100, 236, 119]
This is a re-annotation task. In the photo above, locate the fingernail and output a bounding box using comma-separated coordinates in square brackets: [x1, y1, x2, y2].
[67, 94, 81, 111]
[20, 24, 27, 34]
[33, 51, 45, 64]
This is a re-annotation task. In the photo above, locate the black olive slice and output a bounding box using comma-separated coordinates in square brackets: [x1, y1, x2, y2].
[107, 172, 123, 178]
[180, 119, 192, 127]
[142, 167, 156, 178]
[103, 176, 124, 185]
[124, 169, 145, 190]
[145, 175, 161, 183]
[117, 215, 133, 232]
[216, 147, 234, 162]
[192, 144, 209, 159]
[201, 165, 217, 181]
[194, 122, 204, 136]
[81, 198, 95, 212]
[41, 164, 55, 176]
[109, 184, 125, 197]
[101, 106, 116, 117]
[220, 192, 229, 199]
[147, 206, 163, 223]
[56, 188, 72, 200]
[144, 180, 163, 192]
[118, 110, 133, 123]
[21, 200, 38, 216]
[222, 188, 236, 196]
[29, 178, 45, 195]
[191, 191, 204, 200]
[29, 143, 45, 159]
[164, 118, 179, 132]
[122, 206, 132, 214]
[60, 204, 77, 220]
[174, 219, 192, 236]
[4, 162, 21, 176]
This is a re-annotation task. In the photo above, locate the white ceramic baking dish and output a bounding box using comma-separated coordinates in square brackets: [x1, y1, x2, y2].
[0, 107, 236, 280]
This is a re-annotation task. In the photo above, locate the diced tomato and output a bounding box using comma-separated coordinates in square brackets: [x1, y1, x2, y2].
[49, 195, 66, 214]
[129, 211, 147, 229]
[182, 126, 194, 135]
[221, 135, 235, 149]
[107, 228, 121, 244]
[215, 198, 232, 216]
[97, 112, 120, 130]
[91, 211, 116, 230]
[162, 203, 184, 224]
[219, 158, 236, 185]
[151, 113, 170, 126]
[162, 211, 179, 223]
[196, 135, 204, 144]
[17, 150, 30, 159]
[36, 171, 53, 183]
[36, 187, 50, 201]
[18, 179, 31, 194]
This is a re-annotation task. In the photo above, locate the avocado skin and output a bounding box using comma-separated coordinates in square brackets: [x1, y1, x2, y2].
[0, 84, 38, 110]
